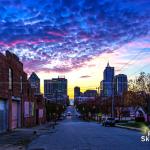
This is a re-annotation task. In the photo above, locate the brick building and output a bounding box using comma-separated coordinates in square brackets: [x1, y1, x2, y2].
[0, 52, 9, 133]
[34, 94, 46, 125]
[28, 72, 46, 125]
[0, 51, 44, 133]
[23, 82, 36, 127]
[0, 51, 26, 132]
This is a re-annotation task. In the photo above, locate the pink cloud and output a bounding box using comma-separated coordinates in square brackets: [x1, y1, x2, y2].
[47, 31, 66, 37]
[127, 41, 150, 49]
[0, 38, 60, 47]
[9, 40, 28, 46]
[138, 57, 150, 64]
[42, 39, 58, 43]
[78, 32, 91, 41]
[0, 41, 8, 46]
[24, 59, 49, 74]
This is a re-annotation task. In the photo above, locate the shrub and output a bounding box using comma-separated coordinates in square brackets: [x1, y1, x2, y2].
[135, 117, 145, 122]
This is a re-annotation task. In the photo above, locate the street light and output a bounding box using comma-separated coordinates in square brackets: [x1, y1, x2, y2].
[83, 106, 85, 111]
[96, 86, 100, 97]
[112, 79, 115, 118]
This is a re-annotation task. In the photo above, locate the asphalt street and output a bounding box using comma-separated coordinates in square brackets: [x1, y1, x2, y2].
[27, 106, 150, 150]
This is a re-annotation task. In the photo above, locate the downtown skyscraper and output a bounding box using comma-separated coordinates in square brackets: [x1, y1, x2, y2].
[44, 76, 68, 103]
[114, 74, 128, 96]
[101, 62, 114, 97]
[100, 63, 128, 97]
[28, 72, 41, 95]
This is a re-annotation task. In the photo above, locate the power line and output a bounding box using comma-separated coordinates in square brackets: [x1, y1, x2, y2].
[128, 63, 150, 79]
[118, 49, 144, 73]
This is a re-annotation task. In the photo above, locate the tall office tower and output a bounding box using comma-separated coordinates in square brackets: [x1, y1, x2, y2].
[28, 72, 40, 95]
[114, 74, 128, 96]
[74, 86, 80, 100]
[44, 76, 67, 102]
[103, 62, 114, 97]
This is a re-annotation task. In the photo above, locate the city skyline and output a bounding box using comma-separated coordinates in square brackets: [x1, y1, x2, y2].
[0, 1, 150, 149]
[0, 0, 150, 99]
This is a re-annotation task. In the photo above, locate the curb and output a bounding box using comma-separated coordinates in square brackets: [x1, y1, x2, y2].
[115, 124, 142, 132]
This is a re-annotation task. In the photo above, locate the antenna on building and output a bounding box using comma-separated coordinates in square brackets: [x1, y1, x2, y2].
[107, 61, 110, 67]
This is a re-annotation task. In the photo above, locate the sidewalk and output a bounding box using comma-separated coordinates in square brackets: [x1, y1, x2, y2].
[115, 122, 150, 133]
[0, 122, 57, 150]
[115, 124, 142, 132]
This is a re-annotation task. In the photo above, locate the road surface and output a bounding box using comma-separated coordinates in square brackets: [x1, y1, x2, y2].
[27, 106, 150, 150]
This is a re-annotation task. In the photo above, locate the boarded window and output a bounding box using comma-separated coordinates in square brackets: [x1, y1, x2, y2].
[39, 109, 43, 118]
[24, 101, 29, 117]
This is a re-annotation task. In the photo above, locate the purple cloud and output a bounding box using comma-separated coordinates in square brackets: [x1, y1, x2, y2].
[0, 0, 149, 73]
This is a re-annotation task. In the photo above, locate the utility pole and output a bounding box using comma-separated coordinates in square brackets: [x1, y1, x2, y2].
[55, 89, 58, 103]
[96, 86, 100, 97]
[112, 79, 115, 118]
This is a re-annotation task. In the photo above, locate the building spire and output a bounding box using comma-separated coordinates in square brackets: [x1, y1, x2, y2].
[107, 61, 110, 67]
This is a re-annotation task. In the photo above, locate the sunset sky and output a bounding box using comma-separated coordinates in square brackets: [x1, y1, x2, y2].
[0, 0, 150, 99]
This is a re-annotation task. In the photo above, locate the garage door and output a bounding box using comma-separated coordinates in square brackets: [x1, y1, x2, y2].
[0, 100, 8, 133]
[12, 101, 21, 129]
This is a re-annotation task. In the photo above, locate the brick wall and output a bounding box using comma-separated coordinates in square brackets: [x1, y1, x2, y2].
[0, 51, 46, 130]
[5, 51, 24, 97]
[35, 94, 46, 124]
[0, 51, 37, 130]
[23, 79, 36, 127]
[0, 53, 9, 99]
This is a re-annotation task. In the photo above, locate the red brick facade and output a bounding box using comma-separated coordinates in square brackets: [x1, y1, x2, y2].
[35, 94, 46, 125]
[23, 83, 36, 127]
[0, 51, 46, 132]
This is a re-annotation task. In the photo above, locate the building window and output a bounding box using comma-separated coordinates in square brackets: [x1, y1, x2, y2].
[8, 68, 13, 90]
[20, 76, 23, 93]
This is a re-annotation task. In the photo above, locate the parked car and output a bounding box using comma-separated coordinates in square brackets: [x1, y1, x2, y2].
[102, 117, 115, 127]
[76, 113, 81, 118]
[67, 112, 72, 116]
